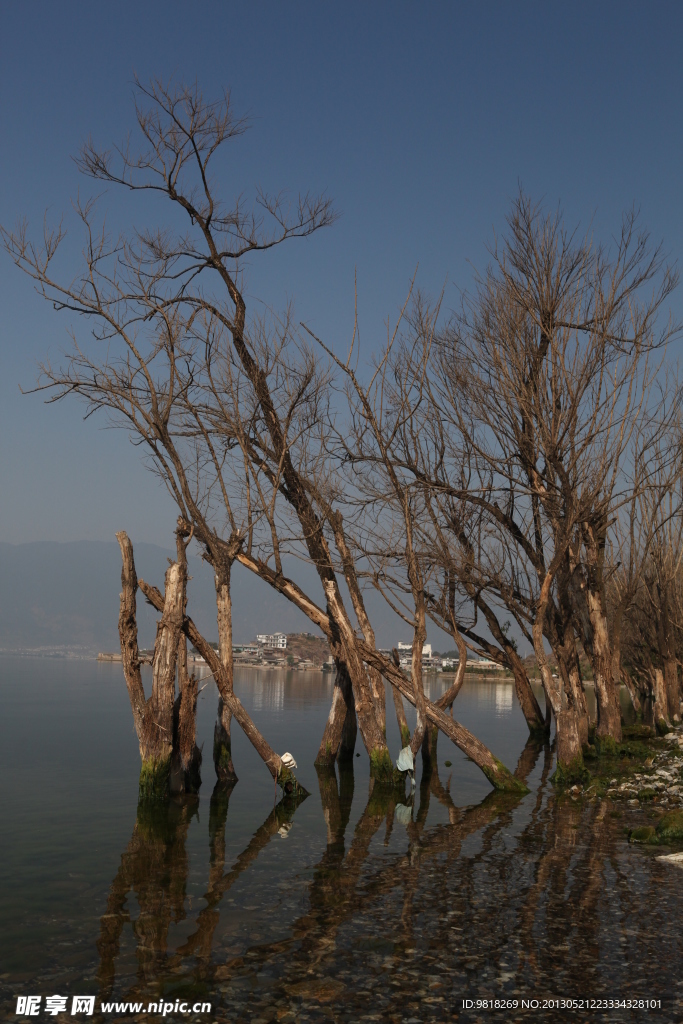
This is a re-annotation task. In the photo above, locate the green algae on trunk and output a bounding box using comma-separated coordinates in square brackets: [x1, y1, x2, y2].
[138, 755, 172, 802]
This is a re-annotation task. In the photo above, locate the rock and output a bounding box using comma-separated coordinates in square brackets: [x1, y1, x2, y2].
[657, 852, 683, 867]
[285, 979, 345, 1003]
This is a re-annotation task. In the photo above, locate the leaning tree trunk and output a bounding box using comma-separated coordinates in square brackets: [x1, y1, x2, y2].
[360, 643, 527, 792]
[233, 548, 524, 792]
[213, 566, 238, 785]
[423, 618, 468, 769]
[508, 649, 547, 735]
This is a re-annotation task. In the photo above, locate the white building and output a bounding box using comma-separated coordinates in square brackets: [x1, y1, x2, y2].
[397, 640, 432, 659]
[256, 632, 287, 650]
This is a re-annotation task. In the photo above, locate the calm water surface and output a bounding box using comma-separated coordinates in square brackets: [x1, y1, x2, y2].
[0, 658, 681, 1023]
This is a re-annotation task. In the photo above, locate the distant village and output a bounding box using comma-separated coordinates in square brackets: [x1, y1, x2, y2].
[99, 634, 505, 673]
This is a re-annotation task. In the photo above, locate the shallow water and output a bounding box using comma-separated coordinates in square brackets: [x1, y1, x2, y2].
[0, 658, 681, 1023]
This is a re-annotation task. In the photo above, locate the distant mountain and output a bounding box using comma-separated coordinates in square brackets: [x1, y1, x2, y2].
[0, 540, 319, 654]
[0, 540, 451, 656]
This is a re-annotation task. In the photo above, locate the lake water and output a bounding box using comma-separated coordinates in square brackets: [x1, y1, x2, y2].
[1, 658, 681, 1023]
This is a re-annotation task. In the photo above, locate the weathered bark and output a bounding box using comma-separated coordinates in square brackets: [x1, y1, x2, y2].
[572, 529, 622, 741]
[621, 670, 643, 716]
[664, 658, 680, 722]
[115, 531, 146, 745]
[390, 649, 411, 747]
[557, 640, 589, 747]
[652, 668, 671, 732]
[138, 578, 307, 794]
[510, 651, 547, 734]
[171, 635, 202, 793]
[585, 588, 622, 741]
[213, 568, 238, 784]
[316, 660, 356, 765]
[322, 580, 391, 777]
[218, 285, 388, 770]
[138, 561, 184, 796]
[534, 573, 581, 768]
[409, 596, 428, 758]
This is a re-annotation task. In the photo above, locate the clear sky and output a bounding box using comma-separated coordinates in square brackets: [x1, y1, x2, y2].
[1, 1, 682, 545]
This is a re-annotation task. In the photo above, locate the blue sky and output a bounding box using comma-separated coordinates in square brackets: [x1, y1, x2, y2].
[1, 1, 682, 546]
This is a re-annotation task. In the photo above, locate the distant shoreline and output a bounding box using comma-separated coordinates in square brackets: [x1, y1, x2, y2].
[94, 651, 515, 678]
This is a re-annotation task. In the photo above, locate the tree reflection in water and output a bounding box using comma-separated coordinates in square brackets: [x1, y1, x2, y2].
[96, 743, 683, 1022]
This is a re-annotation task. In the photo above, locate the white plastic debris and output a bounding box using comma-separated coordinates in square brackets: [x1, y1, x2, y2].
[396, 746, 414, 773]
[280, 752, 298, 769]
[278, 822, 293, 839]
[394, 804, 413, 826]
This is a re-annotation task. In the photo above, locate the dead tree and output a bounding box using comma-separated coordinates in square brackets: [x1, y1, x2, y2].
[116, 529, 200, 798]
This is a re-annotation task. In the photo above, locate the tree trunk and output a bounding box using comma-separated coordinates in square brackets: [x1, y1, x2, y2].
[586, 588, 622, 741]
[557, 640, 589, 747]
[213, 569, 238, 784]
[171, 636, 202, 793]
[322, 580, 391, 779]
[115, 532, 146, 746]
[621, 670, 643, 716]
[391, 676, 411, 748]
[665, 657, 680, 722]
[510, 651, 547, 734]
[652, 668, 671, 732]
[139, 562, 184, 799]
[534, 574, 582, 769]
[576, 528, 622, 742]
[316, 660, 356, 766]
[409, 599, 428, 758]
